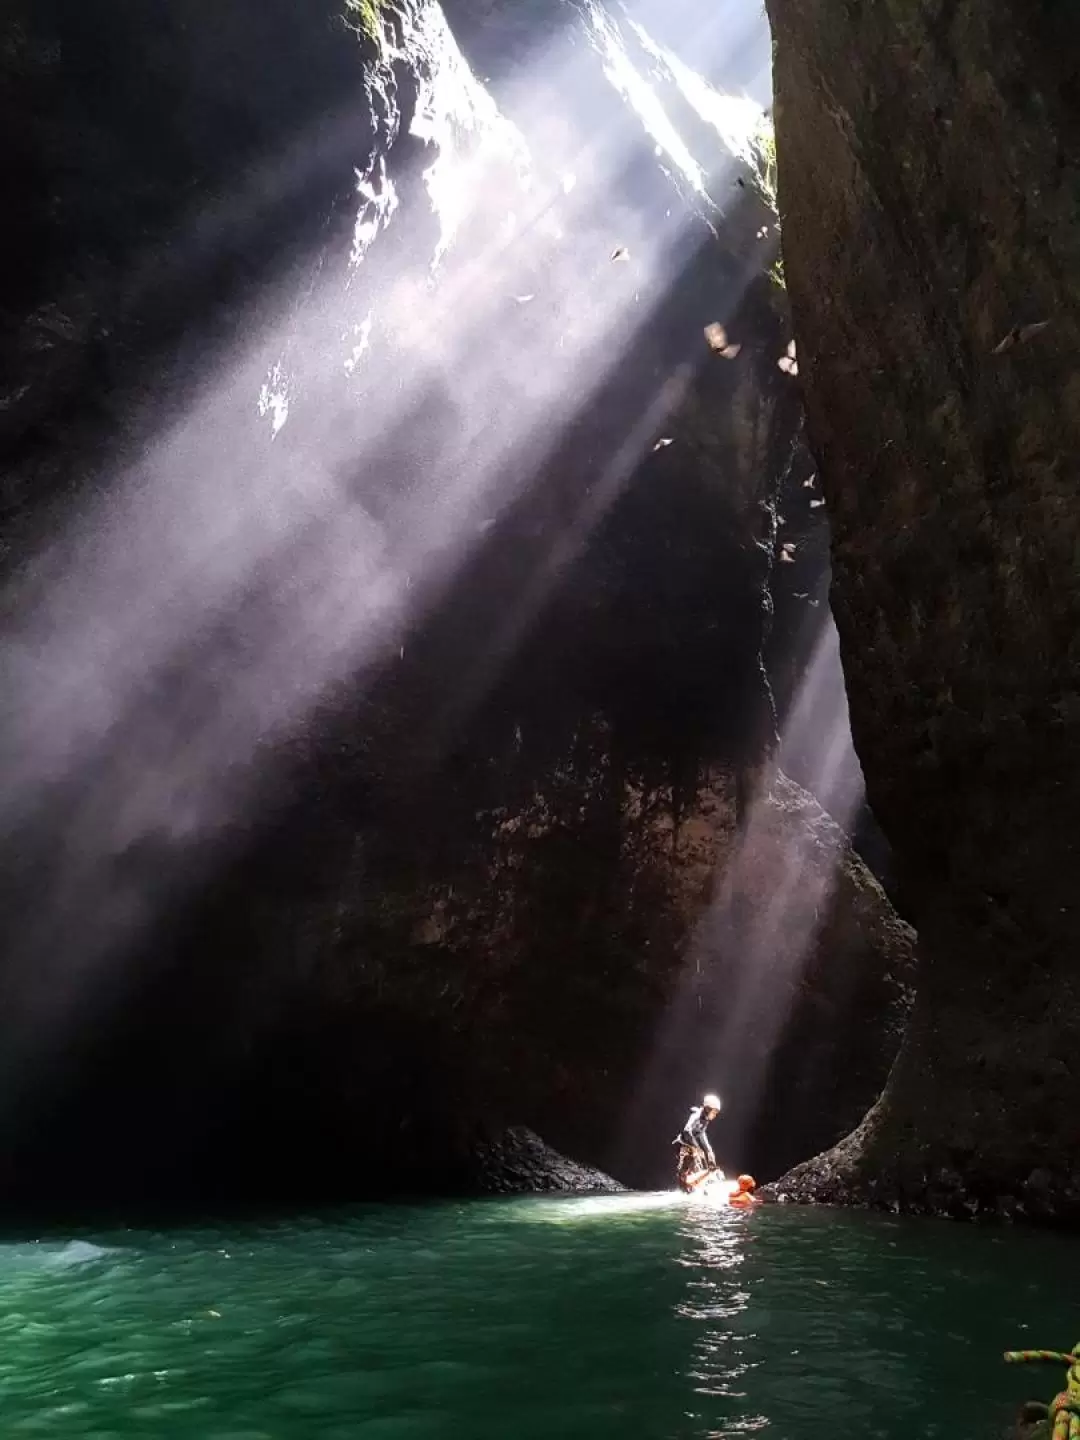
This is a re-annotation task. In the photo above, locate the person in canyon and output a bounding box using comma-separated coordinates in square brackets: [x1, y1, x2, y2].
[674, 1093, 722, 1192]
[728, 1174, 761, 1208]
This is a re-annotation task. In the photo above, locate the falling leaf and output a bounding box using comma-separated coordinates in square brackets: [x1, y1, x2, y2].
[704, 323, 741, 359]
[810, 498, 825, 508]
[652, 436, 674, 451]
[610, 246, 629, 262]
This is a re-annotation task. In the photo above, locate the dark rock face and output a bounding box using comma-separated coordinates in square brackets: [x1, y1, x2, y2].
[465, 1127, 624, 1196]
[0, 0, 378, 558]
[765, 0, 1080, 1217]
[0, 0, 910, 1211]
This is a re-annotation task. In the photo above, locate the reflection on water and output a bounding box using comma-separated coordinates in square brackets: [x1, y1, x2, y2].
[676, 1206, 760, 1432]
[0, 1199, 1075, 1438]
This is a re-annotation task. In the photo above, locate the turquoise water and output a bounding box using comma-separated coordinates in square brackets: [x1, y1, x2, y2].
[0, 1194, 1076, 1438]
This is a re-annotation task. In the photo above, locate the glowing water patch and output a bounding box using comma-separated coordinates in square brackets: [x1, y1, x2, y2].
[515, 1191, 686, 1225]
[687, 1177, 742, 1208]
[51, 1241, 119, 1268]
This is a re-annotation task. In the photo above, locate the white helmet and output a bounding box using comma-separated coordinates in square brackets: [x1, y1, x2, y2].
[702, 1093, 722, 1111]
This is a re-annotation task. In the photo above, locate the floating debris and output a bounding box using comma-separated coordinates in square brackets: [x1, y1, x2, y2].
[992, 320, 1050, 355]
[652, 436, 674, 451]
[610, 246, 629, 262]
[704, 323, 741, 359]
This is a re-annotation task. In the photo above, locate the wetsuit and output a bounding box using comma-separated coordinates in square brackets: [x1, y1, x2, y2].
[673, 1105, 717, 1190]
[678, 1106, 716, 1168]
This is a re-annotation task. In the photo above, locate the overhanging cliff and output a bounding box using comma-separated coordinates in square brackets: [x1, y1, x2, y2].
[766, 0, 1080, 1219]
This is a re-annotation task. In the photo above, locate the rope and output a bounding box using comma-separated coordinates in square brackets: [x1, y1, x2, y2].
[1004, 1346, 1080, 1440]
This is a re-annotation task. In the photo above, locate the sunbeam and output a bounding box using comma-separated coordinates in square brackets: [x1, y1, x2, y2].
[0, 0, 775, 1111]
[612, 608, 869, 1184]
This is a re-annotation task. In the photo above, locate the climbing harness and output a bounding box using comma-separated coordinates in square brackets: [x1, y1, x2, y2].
[675, 1143, 711, 1193]
[1004, 1344, 1080, 1440]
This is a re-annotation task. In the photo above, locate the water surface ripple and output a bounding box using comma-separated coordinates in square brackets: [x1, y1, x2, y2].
[0, 1196, 1075, 1438]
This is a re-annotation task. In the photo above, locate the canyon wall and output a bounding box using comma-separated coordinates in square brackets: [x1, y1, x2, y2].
[0, 0, 911, 1210]
[767, 0, 1080, 1219]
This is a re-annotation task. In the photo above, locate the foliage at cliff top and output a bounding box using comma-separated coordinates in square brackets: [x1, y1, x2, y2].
[344, 0, 392, 46]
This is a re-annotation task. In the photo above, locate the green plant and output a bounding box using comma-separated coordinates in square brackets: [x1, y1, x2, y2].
[343, 0, 388, 47]
[749, 118, 778, 213]
[748, 118, 786, 290]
